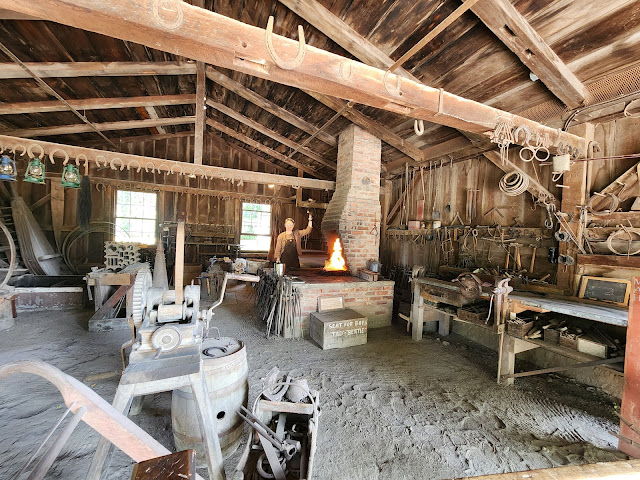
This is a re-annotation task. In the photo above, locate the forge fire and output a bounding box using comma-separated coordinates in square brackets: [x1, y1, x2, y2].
[324, 238, 348, 272]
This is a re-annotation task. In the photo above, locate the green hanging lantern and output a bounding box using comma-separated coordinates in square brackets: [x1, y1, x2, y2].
[24, 157, 46, 184]
[61, 164, 81, 188]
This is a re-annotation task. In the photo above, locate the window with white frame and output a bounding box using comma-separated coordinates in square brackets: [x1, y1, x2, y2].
[240, 202, 271, 251]
[115, 190, 157, 244]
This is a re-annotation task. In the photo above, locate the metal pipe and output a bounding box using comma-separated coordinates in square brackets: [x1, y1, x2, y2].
[26, 406, 87, 480]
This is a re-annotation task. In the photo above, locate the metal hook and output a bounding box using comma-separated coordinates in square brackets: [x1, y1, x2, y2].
[265, 16, 306, 70]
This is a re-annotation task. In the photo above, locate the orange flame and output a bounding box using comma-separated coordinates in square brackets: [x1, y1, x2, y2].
[324, 238, 347, 271]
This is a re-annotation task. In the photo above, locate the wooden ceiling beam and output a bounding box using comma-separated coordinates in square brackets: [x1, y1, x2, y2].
[208, 131, 290, 175]
[0, 134, 334, 190]
[306, 91, 423, 165]
[194, 62, 206, 164]
[0, 61, 196, 79]
[80, 130, 291, 175]
[206, 99, 336, 171]
[206, 67, 337, 147]
[2, 0, 587, 155]
[465, 0, 588, 108]
[385, 136, 472, 172]
[205, 118, 329, 180]
[48, 173, 294, 203]
[81, 131, 196, 147]
[2, 116, 196, 138]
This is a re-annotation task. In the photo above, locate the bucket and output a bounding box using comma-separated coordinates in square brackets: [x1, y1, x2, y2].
[171, 337, 248, 465]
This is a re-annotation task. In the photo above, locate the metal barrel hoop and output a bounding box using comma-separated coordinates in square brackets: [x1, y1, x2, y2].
[414, 119, 425, 136]
[27, 143, 45, 159]
[265, 16, 306, 70]
[383, 70, 402, 96]
[49, 148, 69, 165]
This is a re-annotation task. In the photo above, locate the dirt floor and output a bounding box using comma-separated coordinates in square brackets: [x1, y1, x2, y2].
[0, 284, 628, 479]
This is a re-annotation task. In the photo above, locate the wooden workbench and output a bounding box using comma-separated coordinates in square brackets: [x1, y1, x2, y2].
[498, 291, 628, 385]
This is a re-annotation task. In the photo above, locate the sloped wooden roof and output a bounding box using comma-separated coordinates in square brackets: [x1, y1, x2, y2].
[0, 0, 638, 179]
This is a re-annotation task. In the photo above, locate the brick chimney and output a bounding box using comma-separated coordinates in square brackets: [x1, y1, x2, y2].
[322, 125, 382, 275]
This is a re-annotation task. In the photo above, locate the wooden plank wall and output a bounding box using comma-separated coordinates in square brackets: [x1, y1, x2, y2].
[7, 133, 327, 270]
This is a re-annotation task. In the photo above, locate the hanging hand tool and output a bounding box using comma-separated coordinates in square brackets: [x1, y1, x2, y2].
[529, 245, 537, 272]
[432, 161, 440, 220]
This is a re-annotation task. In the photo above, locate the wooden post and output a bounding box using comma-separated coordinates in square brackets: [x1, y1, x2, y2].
[556, 123, 593, 293]
[381, 180, 391, 239]
[194, 62, 206, 165]
[174, 220, 185, 304]
[411, 280, 424, 341]
[620, 277, 640, 457]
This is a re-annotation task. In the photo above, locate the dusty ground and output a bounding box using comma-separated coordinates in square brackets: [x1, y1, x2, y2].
[0, 285, 627, 479]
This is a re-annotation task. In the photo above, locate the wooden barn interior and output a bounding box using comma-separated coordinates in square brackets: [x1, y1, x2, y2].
[1, 0, 640, 479]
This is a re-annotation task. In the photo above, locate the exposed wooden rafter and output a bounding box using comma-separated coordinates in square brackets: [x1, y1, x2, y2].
[278, 0, 472, 169]
[465, 0, 588, 108]
[206, 67, 337, 147]
[306, 91, 423, 165]
[2, 116, 196, 138]
[206, 99, 336, 171]
[194, 62, 206, 164]
[205, 118, 329, 180]
[0, 134, 335, 190]
[0, 61, 196, 79]
[1, 0, 588, 155]
[0, 94, 195, 115]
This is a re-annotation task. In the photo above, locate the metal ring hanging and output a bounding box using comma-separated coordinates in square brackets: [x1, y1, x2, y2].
[265, 16, 306, 70]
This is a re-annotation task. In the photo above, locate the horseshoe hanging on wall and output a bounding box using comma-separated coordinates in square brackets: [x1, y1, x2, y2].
[414, 119, 424, 136]
[265, 16, 306, 70]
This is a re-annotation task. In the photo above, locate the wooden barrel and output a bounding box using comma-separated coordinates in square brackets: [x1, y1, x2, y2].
[171, 337, 248, 465]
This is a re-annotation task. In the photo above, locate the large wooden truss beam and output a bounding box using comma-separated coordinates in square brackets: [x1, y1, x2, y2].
[48, 173, 294, 203]
[2, 0, 587, 155]
[2, 116, 196, 138]
[466, 0, 588, 109]
[205, 118, 329, 180]
[0, 135, 334, 190]
[206, 67, 337, 148]
[0, 61, 196, 79]
[0, 94, 196, 116]
[277, 0, 469, 168]
[206, 99, 335, 171]
[306, 92, 423, 164]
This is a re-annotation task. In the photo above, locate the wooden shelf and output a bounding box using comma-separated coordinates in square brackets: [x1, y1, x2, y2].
[512, 337, 624, 373]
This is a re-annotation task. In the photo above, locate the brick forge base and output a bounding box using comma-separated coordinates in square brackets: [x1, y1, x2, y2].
[295, 272, 394, 335]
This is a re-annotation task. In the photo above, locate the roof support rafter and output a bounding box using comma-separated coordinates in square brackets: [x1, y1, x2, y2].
[1, 0, 588, 155]
[0, 134, 334, 190]
[465, 0, 588, 108]
[0, 61, 197, 79]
